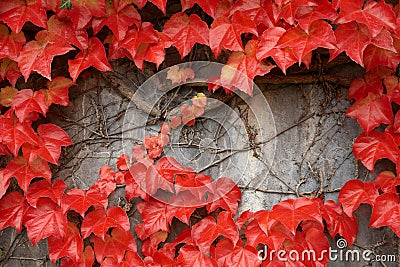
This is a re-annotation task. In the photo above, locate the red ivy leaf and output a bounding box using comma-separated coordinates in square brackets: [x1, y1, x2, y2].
[0, 24, 26, 61]
[23, 198, 67, 246]
[220, 40, 274, 95]
[0, 116, 39, 156]
[269, 197, 323, 235]
[117, 154, 130, 171]
[322, 200, 358, 246]
[363, 44, 400, 71]
[352, 131, 400, 171]
[47, 15, 88, 50]
[92, 2, 141, 41]
[0, 0, 47, 33]
[81, 206, 130, 239]
[5, 156, 51, 193]
[18, 31, 74, 81]
[62, 188, 108, 217]
[256, 27, 297, 74]
[68, 37, 113, 82]
[26, 179, 66, 208]
[338, 180, 379, 217]
[177, 245, 217, 267]
[375, 171, 400, 193]
[56, 0, 106, 29]
[41, 76, 75, 106]
[384, 75, 400, 105]
[370, 193, 400, 237]
[347, 75, 383, 102]
[92, 228, 137, 264]
[346, 93, 393, 133]
[0, 192, 28, 232]
[23, 124, 73, 165]
[12, 89, 48, 122]
[329, 22, 371, 66]
[48, 222, 83, 263]
[209, 11, 258, 57]
[207, 178, 241, 214]
[335, 0, 397, 38]
[276, 20, 336, 65]
[163, 13, 209, 58]
[59, 245, 95, 267]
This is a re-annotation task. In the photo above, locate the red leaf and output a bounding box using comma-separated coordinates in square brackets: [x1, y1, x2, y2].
[230, 0, 275, 27]
[209, 11, 258, 57]
[59, 246, 95, 267]
[0, 192, 28, 232]
[0, 116, 39, 156]
[62, 188, 108, 217]
[294, 0, 337, 32]
[163, 13, 209, 58]
[335, 0, 397, 38]
[24, 124, 72, 165]
[47, 15, 88, 50]
[207, 177, 241, 214]
[384, 75, 400, 105]
[322, 200, 358, 246]
[26, 179, 66, 208]
[155, 157, 189, 182]
[0, 0, 47, 33]
[375, 171, 400, 193]
[346, 93, 393, 133]
[136, 198, 170, 239]
[92, 2, 141, 41]
[68, 37, 113, 82]
[244, 219, 269, 247]
[191, 212, 239, 254]
[166, 65, 195, 84]
[18, 31, 74, 80]
[23, 198, 67, 246]
[256, 27, 297, 74]
[0, 58, 22, 87]
[48, 222, 83, 263]
[124, 171, 147, 201]
[11, 89, 48, 122]
[269, 197, 323, 235]
[92, 228, 136, 264]
[352, 131, 400, 171]
[0, 169, 11, 198]
[363, 44, 400, 71]
[329, 22, 371, 66]
[129, 162, 174, 196]
[177, 245, 217, 267]
[347, 76, 383, 102]
[117, 154, 130, 171]
[56, 0, 106, 29]
[119, 22, 159, 60]
[370, 193, 400, 237]
[175, 173, 213, 202]
[0, 24, 26, 61]
[213, 239, 261, 267]
[5, 156, 51, 193]
[42, 76, 75, 106]
[81, 206, 130, 239]
[142, 231, 168, 257]
[338, 180, 379, 217]
[276, 20, 336, 65]
[220, 40, 274, 95]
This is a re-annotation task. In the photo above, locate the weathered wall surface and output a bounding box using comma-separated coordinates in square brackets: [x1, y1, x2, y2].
[0, 62, 398, 266]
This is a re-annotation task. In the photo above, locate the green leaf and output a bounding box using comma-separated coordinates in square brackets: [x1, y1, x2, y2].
[59, 0, 72, 10]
